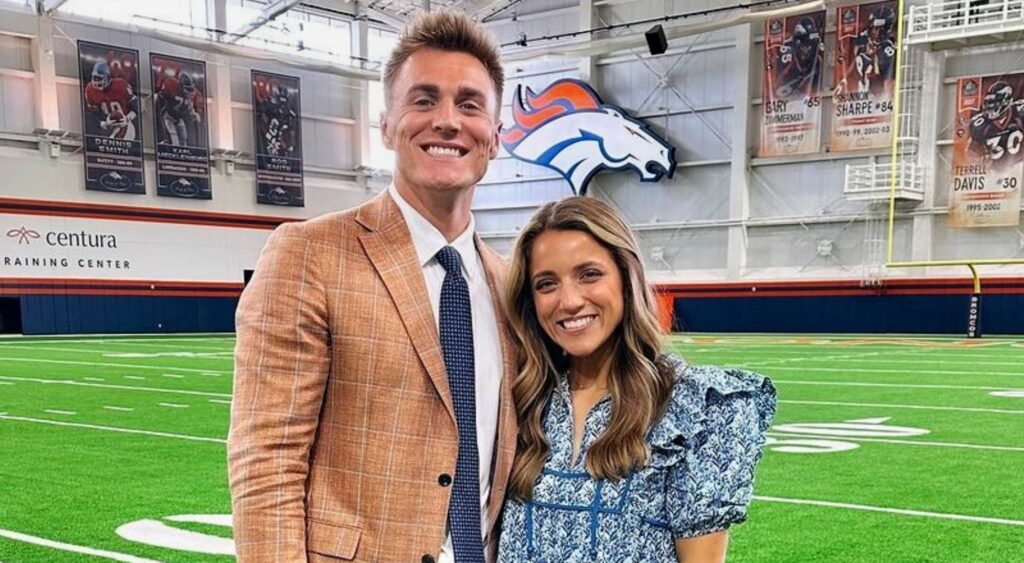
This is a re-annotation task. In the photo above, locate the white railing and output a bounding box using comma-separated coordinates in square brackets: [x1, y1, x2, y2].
[907, 0, 1024, 44]
[844, 162, 925, 202]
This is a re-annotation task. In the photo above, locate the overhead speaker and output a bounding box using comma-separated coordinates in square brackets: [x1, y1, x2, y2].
[645, 24, 667, 56]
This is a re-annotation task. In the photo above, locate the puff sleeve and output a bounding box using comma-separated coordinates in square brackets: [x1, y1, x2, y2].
[649, 357, 777, 539]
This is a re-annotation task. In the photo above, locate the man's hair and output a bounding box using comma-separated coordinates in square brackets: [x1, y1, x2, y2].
[382, 10, 504, 113]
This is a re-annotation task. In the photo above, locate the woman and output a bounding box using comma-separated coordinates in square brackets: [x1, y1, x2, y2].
[498, 197, 776, 562]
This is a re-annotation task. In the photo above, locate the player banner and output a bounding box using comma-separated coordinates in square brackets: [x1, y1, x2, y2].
[78, 41, 144, 194]
[251, 71, 304, 207]
[950, 75, 1024, 228]
[831, 1, 897, 151]
[759, 11, 825, 157]
[151, 54, 211, 200]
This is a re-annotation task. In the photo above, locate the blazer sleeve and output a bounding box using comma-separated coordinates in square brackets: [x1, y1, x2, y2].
[228, 221, 332, 562]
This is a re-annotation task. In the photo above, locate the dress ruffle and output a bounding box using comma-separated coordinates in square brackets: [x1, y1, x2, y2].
[648, 354, 776, 470]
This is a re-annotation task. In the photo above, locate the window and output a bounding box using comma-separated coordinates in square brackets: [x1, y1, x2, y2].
[366, 27, 397, 170]
[226, 0, 352, 65]
[60, 0, 208, 37]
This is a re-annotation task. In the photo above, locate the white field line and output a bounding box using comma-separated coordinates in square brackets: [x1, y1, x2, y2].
[0, 356, 229, 374]
[772, 380, 1021, 391]
[0, 527, 160, 563]
[748, 366, 1024, 377]
[753, 496, 1024, 527]
[0, 376, 231, 398]
[748, 357, 1024, 368]
[208, 399, 232, 405]
[82, 377, 105, 382]
[767, 432, 1024, 452]
[0, 336, 234, 344]
[43, 409, 76, 415]
[124, 376, 146, 380]
[0, 414, 226, 444]
[0, 381, 12, 385]
[779, 399, 1024, 415]
[161, 374, 185, 379]
[688, 350, 1024, 361]
[0, 345, 141, 355]
[158, 403, 189, 408]
[103, 406, 134, 412]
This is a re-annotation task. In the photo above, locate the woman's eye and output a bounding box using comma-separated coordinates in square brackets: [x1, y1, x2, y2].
[581, 269, 602, 281]
[534, 280, 555, 292]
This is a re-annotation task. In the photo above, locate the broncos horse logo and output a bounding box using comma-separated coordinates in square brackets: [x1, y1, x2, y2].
[500, 79, 675, 196]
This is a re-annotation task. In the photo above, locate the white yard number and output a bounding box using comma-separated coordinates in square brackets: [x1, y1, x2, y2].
[767, 417, 929, 454]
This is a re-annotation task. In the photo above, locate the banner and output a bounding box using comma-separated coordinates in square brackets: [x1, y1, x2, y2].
[77, 41, 145, 194]
[251, 71, 304, 207]
[831, 1, 897, 151]
[150, 54, 212, 200]
[950, 75, 1024, 228]
[759, 11, 825, 157]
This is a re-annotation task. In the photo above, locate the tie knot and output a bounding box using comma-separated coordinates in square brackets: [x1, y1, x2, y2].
[436, 246, 463, 274]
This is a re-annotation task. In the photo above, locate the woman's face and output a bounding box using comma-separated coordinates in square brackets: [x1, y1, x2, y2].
[528, 229, 625, 365]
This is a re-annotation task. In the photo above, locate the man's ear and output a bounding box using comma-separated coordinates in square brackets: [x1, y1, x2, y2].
[490, 120, 502, 160]
[380, 111, 394, 150]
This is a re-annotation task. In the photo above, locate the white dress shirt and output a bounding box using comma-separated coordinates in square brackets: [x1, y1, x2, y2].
[389, 185, 503, 563]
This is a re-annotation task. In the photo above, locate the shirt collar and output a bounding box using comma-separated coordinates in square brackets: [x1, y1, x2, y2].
[389, 184, 479, 281]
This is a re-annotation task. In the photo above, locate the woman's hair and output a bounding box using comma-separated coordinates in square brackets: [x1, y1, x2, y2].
[382, 10, 504, 115]
[505, 196, 674, 499]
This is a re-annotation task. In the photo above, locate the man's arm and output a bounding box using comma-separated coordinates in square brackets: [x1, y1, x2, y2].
[228, 222, 332, 562]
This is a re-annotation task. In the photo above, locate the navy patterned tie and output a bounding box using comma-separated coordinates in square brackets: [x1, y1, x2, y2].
[435, 246, 485, 563]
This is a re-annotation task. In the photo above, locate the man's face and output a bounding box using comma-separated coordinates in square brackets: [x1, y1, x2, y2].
[382, 48, 501, 199]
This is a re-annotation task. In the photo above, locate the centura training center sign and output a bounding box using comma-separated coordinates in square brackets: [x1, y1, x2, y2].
[78, 41, 145, 194]
[951, 74, 1024, 228]
[759, 11, 825, 157]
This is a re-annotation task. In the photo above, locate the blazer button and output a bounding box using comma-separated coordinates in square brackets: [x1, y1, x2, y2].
[438, 473, 453, 487]
[422, 555, 435, 563]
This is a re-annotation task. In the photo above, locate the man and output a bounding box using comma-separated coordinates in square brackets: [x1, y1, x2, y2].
[155, 72, 203, 147]
[228, 10, 516, 563]
[968, 81, 1024, 169]
[771, 16, 824, 99]
[84, 61, 139, 141]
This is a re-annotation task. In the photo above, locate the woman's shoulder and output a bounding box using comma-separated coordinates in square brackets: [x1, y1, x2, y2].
[649, 353, 777, 449]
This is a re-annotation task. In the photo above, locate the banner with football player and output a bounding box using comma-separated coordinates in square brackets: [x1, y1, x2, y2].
[830, 1, 897, 151]
[759, 11, 825, 157]
[77, 41, 144, 194]
[251, 71, 304, 207]
[151, 54, 211, 200]
[950, 75, 1024, 228]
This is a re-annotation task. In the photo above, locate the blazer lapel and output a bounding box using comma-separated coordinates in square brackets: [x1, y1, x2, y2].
[357, 192, 455, 422]
[476, 236, 519, 527]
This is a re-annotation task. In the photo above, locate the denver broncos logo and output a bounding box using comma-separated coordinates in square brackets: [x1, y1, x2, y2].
[500, 79, 676, 196]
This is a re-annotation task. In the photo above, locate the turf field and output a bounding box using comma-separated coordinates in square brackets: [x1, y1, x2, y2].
[0, 334, 1022, 562]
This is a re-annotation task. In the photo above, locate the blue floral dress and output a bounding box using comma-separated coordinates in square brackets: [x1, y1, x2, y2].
[498, 354, 776, 562]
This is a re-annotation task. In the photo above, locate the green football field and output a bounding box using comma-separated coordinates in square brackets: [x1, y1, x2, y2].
[1, 334, 1022, 562]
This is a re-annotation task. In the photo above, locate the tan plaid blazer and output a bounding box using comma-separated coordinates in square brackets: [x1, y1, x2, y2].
[229, 191, 518, 562]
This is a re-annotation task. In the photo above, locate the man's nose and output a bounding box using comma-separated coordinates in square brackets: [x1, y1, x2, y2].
[432, 100, 460, 135]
